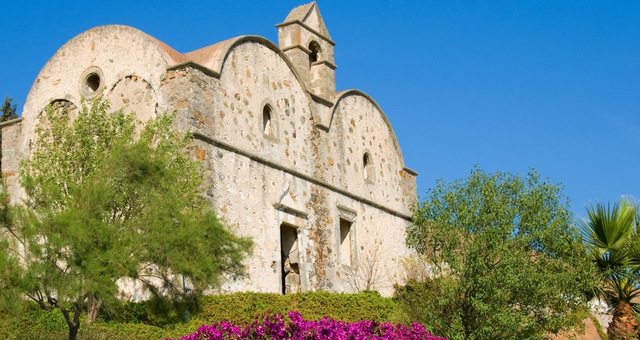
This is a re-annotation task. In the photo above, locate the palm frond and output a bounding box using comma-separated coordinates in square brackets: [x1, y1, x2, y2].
[581, 201, 636, 251]
[585, 200, 640, 309]
[594, 248, 630, 273]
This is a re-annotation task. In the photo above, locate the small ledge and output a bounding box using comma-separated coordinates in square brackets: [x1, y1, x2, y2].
[281, 44, 312, 54]
[167, 61, 221, 79]
[308, 92, 334, 107]
[337, 205, 357, 221]
[275, 21, 336, 46]
[273, 203, 308, 219]
[403, 167, 419, 176]
[0, 117, 23, 128]
[263, 133, 279, 143]
[311, 60, 336, 70]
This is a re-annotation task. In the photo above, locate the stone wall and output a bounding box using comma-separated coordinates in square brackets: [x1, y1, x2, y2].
[2, 2, 418, 297]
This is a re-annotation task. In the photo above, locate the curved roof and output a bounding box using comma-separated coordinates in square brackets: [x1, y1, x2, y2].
[22, 25, 181, 119]
[331, 90, 407, 167]
[22, 25, 411, 173]
[184, 35, 305, 84]
[183, 35, 319, 123]
[71, 25, 186, 66]
[146, 35, 187, 65]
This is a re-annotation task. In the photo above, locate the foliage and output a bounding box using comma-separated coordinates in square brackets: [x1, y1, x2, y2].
[178, 311, 444, 340]
[101, 291, 402, 326]
[0, 292, 407, 339]
[0, 98, 252, 339]
[1, 97, 17, 122]
[394, 277, 464, 338]
[580, 199, 640, 339]
[404, 167, 595, 339]
[0, 305, 171, 340]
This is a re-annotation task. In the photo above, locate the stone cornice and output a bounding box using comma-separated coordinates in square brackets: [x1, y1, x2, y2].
[311, 60, 336, 70]
[403, 167, 419, 176]
[273, 203, 309, 219]
[193, 132, 412, 222]
[276, 21, 336, 46]
[281, 44, 312, 54]
[308, 92, 334, 107]
[0, 117, 23, 128]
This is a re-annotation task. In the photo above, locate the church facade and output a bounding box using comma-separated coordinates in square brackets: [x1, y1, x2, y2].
[1, 2, 418, 296]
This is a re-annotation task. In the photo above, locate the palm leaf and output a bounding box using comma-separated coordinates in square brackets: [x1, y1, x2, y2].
[605, 272, 640, 305]
[581, 201, 636, 251]
[584, 199, 640, 310]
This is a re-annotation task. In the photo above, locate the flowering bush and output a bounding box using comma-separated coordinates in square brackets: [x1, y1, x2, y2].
[179, 311, 445, 339]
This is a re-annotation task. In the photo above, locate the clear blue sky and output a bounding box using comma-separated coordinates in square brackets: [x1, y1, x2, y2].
[1, 1, 638, 220]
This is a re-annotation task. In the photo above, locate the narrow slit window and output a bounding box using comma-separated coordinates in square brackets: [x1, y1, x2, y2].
[363, 153, 373, 181]
[339, 219, 353, 266]
[263, 105, 273, 137]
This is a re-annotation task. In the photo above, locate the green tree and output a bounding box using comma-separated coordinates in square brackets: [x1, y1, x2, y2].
[1, 97, 17, 122]
[0, 98, 252, 340]
[403, 168, 595, 339]
[580, 199, 640, 339]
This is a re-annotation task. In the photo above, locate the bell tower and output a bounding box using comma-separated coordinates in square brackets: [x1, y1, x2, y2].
[277, 2, 336, 101]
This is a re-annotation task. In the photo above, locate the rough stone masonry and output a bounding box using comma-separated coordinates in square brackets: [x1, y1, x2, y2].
[0, 2, 418, 297]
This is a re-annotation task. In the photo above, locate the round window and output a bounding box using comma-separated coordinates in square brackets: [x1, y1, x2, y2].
[79, 67, 104, 97]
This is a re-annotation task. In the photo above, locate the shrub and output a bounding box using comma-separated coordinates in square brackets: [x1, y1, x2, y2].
[394, 278, 464, 339]
[178, 311, 445, 340]
[101, 291, 402, 327]
[0, 292, 407, 339]
[405, 168, 594, 339]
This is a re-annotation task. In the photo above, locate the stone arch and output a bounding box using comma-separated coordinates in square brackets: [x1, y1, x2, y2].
[308, 41, 321, 64]
[31, 99, 79, 148]
[108, 75, 158, 122]
[184, 35, 319, 124]
[330, 90, 406, 167]
[325, 92, 412, 213]
[37, 99, 79, 125]
[20, 25, 180, 156]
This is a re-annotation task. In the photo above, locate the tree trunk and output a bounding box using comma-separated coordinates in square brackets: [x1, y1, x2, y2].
[68, 323, 79, 340]
[62, 303, 82, 340]
[86, 293, 102, 324]
[608, 302, 638, 339]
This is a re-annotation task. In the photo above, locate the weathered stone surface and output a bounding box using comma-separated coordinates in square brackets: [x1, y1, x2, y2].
[2, 2, 418, 297]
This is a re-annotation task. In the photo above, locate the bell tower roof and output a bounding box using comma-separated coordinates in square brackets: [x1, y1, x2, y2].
[279, 1, 332, 42]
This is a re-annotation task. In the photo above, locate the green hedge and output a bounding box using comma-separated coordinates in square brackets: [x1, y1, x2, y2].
[1, 291, 405, 339]
[197, 291, 401, 325]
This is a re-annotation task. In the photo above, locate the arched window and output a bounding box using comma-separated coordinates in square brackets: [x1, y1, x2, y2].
[363, 153, 373, 181]
[308, 41, 321, 65]
[263, 104, 274, 137]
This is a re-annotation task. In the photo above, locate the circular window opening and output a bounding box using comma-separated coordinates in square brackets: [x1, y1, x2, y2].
[85, 73, 101, 93]
[79, 67, 104, 97]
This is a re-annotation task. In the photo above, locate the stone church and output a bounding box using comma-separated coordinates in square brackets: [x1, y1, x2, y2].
[1, 2, 417, 296]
